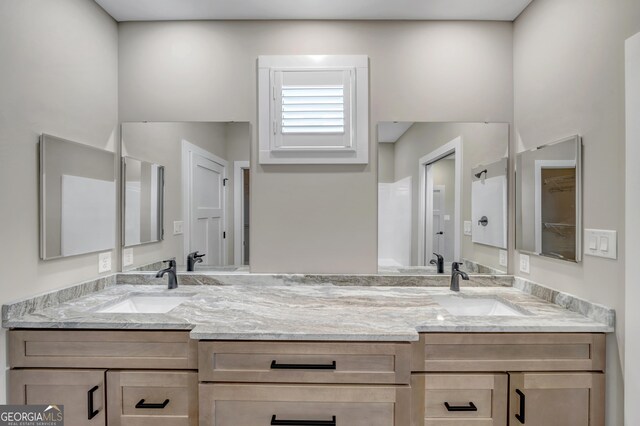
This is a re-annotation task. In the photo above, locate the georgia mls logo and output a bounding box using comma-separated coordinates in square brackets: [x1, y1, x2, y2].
[0, 404, 64, 426]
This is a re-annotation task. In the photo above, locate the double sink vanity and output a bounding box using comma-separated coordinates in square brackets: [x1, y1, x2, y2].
[3, 272, 613, 426]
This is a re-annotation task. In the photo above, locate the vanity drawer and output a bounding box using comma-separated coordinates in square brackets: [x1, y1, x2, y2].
[199, 341, 411, 384]
[107, 370, 198, 426]
[9, 330, 198, 369]
[413, 333, 605, 372]
[199, 383, 410, 426]
[412, 374, 507, 426]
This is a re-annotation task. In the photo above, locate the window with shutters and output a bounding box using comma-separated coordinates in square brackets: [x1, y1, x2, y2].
[258, 56, 369, 164]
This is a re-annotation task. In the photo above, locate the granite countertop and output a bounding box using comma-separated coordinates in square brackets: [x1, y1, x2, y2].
[2, 283, 614, 341]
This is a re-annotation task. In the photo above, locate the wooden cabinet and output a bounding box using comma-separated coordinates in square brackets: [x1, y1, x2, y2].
[412, 374, 508, 426]
[199, 384, 410, 426]
[107, 370, 198, 426]
[9, 369, 106, 425]
[508, 373, 605, 426]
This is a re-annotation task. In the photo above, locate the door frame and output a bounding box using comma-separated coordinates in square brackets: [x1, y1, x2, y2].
[181, 140, 228, 265]
[234, 161, 250, 266]
[432, 184, 446, 257]
[417, 137, 462, 266]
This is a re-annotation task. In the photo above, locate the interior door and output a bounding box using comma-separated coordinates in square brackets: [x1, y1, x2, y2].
[432, 186, 445, 257]
[191, 153, 225, 266]
[9, 369, 106, 425]
[508, 372, 604, 426]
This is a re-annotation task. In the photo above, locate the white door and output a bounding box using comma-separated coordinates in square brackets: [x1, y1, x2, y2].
[191, 153, 225, 266]
[432, 186, 446, 257]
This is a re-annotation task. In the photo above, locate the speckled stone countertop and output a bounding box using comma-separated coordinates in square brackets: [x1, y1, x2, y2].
[2, 283, 614, 341]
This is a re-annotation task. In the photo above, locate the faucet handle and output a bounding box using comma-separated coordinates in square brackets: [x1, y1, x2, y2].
[195, 252, 205, 259]
[451, 262, 461, 271]
[163, 259, 176, 268]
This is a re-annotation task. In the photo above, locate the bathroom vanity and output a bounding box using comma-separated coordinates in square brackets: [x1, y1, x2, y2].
[3, 278, 612, 426]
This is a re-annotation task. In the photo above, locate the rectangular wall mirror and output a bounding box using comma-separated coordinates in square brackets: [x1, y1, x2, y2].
[40, 134, 116, 259]
[516, 135, 582, 262]
[123, 157, 164, 247]
[121, 122, 251, 272]
[377, 122, 510, 275]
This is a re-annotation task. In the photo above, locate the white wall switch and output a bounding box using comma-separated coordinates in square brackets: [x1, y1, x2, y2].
[463, 221, 472, 236]
[499, 250, 508, 267]
[584, 229, 617, 259]
[173, 221, 184, 235]
[123, 248, 134, 267]
[98, 252, 112, 273]
[519, 253, 530, 274]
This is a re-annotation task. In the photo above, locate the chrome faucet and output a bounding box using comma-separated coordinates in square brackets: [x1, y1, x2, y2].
[187, 251, 205, 272]
[156, 259, 178, 289]
[450, 262, 469, 292]
[429, 253, 445, 274]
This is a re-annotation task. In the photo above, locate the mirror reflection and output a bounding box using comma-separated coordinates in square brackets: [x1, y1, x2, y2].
[123, 157, 164, 247]
[121, 122, 251, 271]
[516, 135, 582, 262]
[40, 134, 116, 260]
[377, 122, 509, 275]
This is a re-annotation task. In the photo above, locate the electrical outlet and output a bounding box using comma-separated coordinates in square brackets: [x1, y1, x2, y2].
[173, 221, 184, 235]
[123, 248, 134, 267]
[499, 250, 508, 267]
[519, 253, 530, 274]
[463, 221, 472, 236]
[98, 252, 112, 273]
[584, 229, 617, 260]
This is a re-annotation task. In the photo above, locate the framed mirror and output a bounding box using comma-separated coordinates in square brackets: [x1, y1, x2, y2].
[122, 157, 165, 247]
[516, 135, 582, 262]
[121, 122, 251, 272]
[40, 134, 116, 259]
[377, 122, 509, 275]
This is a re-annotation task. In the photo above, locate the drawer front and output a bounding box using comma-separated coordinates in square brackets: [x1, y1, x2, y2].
[199, 384, 410, 426]
[9, 330, 197, 369]
[413, 333, 605, 372]
[107, 370, 198, 426]
[412, 374, 507, 426]
[199, 341, 411, 384]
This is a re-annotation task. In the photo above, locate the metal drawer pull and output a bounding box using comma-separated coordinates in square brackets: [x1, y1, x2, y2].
[444, 402, 478, 412]
[270, 415, 336, 425]
[135, 399, 170, 409]
[270, 360, 337, 370]
[87, 385, 100, 420]
[515, 389, 526, 424]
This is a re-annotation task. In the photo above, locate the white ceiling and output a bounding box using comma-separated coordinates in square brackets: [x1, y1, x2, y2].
[95, 0, 533, 22]
[378, 122, 414, 143]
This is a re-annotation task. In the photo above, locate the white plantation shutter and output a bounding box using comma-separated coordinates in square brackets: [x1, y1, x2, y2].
[280, 85, 345, 134]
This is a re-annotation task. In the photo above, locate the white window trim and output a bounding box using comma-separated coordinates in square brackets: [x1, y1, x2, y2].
[258, 55, 369, 164]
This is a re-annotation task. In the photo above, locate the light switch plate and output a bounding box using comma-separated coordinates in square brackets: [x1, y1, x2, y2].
[173, 221, 184, 235]
[584, 229, 617, 259]
[463, 221, 472, 236]
[123, 248, 134, 267]
[98, 252, 112, 273]
[499, 250, 508, 267]
[519, 253, 530, 274]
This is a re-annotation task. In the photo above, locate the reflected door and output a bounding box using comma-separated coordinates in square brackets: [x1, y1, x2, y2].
[190, 153, 225, 266]
[432, 186, 446, 257]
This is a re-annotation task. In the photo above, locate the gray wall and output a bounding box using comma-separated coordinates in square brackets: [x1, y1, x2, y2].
[118, 20, 514, 273]
[122, 122, 250, 267]
[513, 0, 640, 424]
[378, 143, 395, 184]
[393, 122, 509, 269]
[0, 0, 118, 403]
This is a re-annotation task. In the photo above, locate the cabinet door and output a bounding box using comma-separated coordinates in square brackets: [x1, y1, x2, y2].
[9, 369, 106, 425]
[508, 373, 604, 426]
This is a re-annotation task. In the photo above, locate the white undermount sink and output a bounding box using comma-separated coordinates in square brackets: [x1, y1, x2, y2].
[97, 295, 193, 314]
[432, 295, 527, 317]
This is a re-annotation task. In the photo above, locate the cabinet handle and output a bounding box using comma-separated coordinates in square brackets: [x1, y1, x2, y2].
[270, 415, 336, 425]
[444, 401, 477, 412]
[515, 389, 526, 424]
[135, 399, 170, 409]
[270, 360, 336, 370]
[87, 385, 100, 420]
